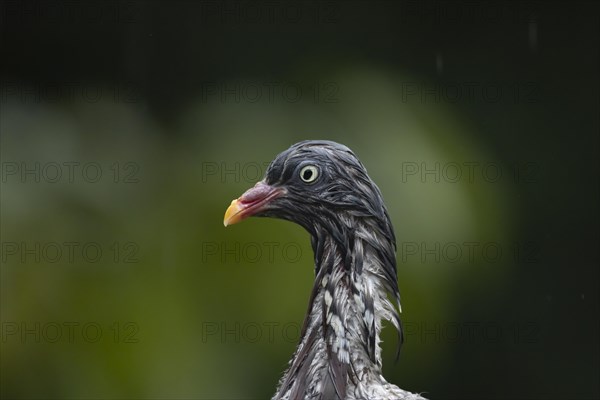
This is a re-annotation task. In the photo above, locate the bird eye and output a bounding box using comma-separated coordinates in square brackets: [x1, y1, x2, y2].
[299, 165, 319, 183]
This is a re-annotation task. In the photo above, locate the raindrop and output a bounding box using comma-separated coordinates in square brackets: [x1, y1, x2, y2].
[528, 19, 538, 51]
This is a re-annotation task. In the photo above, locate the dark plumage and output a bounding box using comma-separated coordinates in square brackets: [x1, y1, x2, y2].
[224, 140, 426, 400]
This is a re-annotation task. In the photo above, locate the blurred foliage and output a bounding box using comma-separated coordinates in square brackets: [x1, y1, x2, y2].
[2, 66, 516, 398]
[1, 2, 598, 399]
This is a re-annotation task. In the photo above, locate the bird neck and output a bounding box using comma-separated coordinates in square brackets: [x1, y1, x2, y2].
[310, 226, 400, 366]
[274, 217, 402, 399]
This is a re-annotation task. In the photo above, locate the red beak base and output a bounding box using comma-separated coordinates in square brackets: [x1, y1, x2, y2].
[223, 182, 284, 226]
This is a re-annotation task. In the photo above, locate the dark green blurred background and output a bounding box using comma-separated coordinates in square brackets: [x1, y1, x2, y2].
[1, 1, 598, 399]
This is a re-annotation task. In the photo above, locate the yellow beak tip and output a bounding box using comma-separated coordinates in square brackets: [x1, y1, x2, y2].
[223, 199, 242, 227]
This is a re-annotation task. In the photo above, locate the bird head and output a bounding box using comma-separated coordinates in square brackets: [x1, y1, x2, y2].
[224, 140, 394, 244]
[224, 140, 405, 372]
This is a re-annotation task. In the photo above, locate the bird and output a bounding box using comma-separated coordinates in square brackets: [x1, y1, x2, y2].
[224, 140, 427, 400]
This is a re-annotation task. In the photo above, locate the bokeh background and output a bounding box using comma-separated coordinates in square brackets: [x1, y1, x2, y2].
[1, 1, 598, 399]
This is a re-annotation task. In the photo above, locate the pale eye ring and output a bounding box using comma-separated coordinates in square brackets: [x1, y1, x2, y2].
[299, 165, 319, 183]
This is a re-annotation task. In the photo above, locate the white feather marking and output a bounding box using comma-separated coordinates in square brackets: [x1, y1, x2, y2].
[324, 290, 333, 308]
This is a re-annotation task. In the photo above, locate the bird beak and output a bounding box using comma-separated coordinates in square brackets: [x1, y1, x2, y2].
[224, 181, 285, 227]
